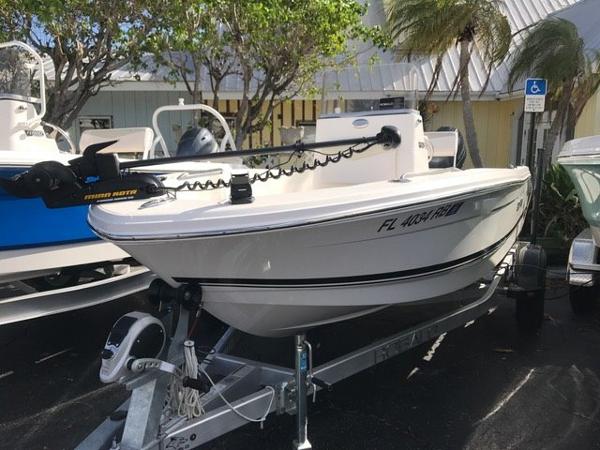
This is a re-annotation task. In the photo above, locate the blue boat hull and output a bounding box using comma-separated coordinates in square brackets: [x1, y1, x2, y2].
[0, 167, 99, 252]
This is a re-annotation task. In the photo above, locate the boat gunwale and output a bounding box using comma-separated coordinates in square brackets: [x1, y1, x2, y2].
[558, 155, 600, 165]
[89, 176, 530, 242]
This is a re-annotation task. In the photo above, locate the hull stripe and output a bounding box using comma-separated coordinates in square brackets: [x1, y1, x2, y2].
[174, 217, 521, 288]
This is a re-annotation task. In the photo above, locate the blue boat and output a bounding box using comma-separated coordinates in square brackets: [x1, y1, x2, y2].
[0, 41, 128, 283]
[0, 41, 239, 284]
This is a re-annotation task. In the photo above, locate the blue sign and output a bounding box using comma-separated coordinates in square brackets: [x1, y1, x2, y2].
[525, 78, 547, 96]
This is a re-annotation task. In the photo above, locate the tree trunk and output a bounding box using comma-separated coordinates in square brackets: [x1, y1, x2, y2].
[235, 69, 251, 149]
[191, 90, 203, 125]
[235, 98, 249, 150]
[191, 59, 203, 124]
[459, 39, 484, 168]
[565, 103, 576, 142]
[544, 81, 573, 168]
[46, 90, 93, 132]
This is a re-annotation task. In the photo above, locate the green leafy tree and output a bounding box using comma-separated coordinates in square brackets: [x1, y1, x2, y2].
[509, 18, 600, 167]
[0, 0, 158, 131]
[151, 0, 382, 149]
[0, 48, 31, 97]
[147, 0, 236, 113]
[384, 0, 511, 167]
[537, 164, 586, 242]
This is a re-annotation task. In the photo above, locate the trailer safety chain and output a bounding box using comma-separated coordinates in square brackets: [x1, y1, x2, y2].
[163, 140, 379, 193]
[199, 366, 276, 428]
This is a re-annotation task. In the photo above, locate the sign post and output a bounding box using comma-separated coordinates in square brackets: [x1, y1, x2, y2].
[524, 78, 547, 239]
[523, 78, 547, 169]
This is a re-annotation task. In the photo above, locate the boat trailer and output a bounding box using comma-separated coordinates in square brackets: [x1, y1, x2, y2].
[0, 265, 155, 325]
[566, 228, 600, 314]
[76, 242, 546, 450]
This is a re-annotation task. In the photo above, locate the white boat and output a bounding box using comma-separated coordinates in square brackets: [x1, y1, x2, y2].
[557, 136, 600, 312]
[87, 107, 530, 336]
[3, 61, 530, 335]
[558, 135, 600, 244]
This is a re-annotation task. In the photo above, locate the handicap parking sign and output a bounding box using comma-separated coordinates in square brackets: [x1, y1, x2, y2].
[525, 78, 547, 96]
[524, 78, 547, 112]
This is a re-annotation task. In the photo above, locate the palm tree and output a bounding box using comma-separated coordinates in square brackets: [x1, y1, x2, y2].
[509, 18, 600, 167]
[384, 0, 511, 168]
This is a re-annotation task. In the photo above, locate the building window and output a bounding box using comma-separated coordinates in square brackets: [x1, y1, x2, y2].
[78, 116, 113, 135]
[379, 96, 406, 110]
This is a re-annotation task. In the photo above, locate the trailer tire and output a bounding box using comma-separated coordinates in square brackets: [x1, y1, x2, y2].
[569, 285, 597, 315]
[513, 243, 547, 291]
[513, 243, 546, 333]
[515, 290, 545, 333]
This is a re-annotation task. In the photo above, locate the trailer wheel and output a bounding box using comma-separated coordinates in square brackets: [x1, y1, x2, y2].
[569, 285, 598, 315]
[513, 243, 547, 333]
[515, 290, 545, 332]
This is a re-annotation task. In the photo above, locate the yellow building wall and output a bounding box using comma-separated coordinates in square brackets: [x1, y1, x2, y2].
[214, 99, 320, 148]
[575, 90, 600, 138]
[428, 98, 524, 168]
[211, 98, 522, 167]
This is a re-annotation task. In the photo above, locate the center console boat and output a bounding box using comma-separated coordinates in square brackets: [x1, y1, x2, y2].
[2, 61, 545, 450]
[87, 111, 531, 336]
[2, 64, 531, 335]
[558, 136, 600, 312]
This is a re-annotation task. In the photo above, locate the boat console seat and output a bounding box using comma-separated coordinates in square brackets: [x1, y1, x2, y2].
[424, 129, 463, 169]
[79, 127, 154, 157]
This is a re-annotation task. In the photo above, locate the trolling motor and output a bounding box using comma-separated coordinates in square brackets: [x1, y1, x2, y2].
[0, 140, 165, 208]
[0, 126, 401, 209]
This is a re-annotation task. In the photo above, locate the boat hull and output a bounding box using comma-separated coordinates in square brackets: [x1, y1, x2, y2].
[202, 226, 521, 336]
[558, 159, 600, 245]
[93, 178, 529, 336]
[0, 240, 129, 283]
[558, 136, 600, 245]
[0, 166, 126, 282]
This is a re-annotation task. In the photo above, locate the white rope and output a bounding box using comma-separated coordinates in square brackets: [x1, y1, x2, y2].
[165, 340, 275, 426]
[181, 341, 204, 418]
[167, 340, 204, 419]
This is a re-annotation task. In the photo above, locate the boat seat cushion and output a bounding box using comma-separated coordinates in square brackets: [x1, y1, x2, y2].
[79, 127, 154, 156]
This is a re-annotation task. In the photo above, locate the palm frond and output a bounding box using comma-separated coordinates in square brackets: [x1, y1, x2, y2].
[508, 18, 585, 95]
[385, 0, 511, 96]
[570, 49, 600, 119]
[383, 0, 457, 57]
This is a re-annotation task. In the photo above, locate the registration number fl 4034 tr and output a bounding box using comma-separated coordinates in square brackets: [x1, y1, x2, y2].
[377, 202, 464, 233]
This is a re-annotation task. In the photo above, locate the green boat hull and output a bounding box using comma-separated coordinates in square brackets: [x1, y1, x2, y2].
[560, 158, 600, 244]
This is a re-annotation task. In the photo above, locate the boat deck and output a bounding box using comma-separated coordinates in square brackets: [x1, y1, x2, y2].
[1, 270, 599, 449]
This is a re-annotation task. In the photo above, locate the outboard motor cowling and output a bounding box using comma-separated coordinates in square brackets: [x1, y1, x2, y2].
[176, 127, 218, 157]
